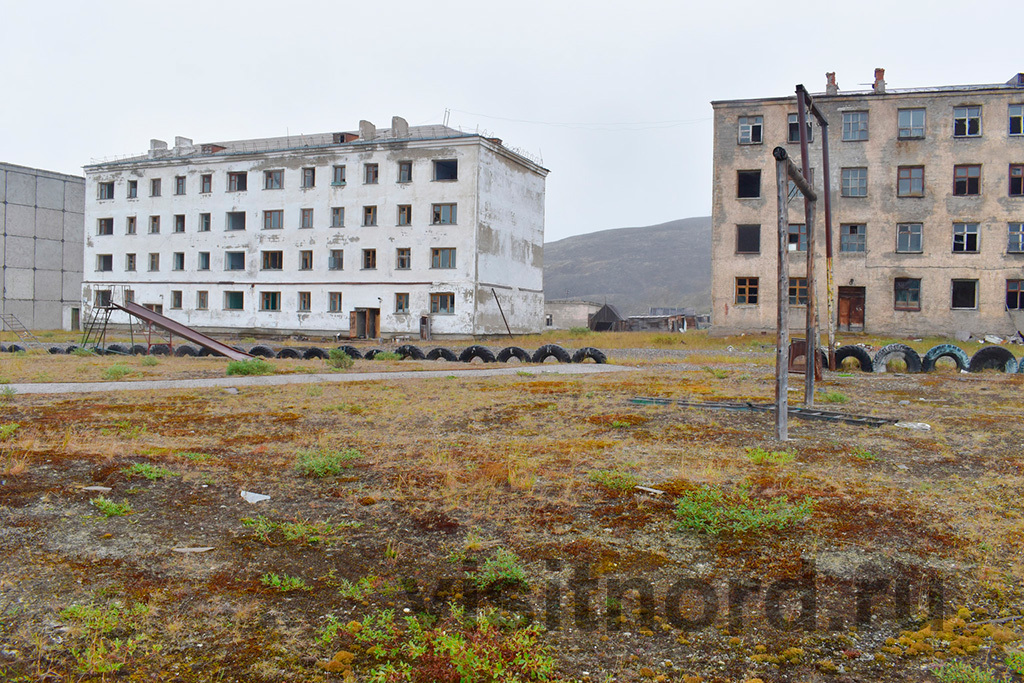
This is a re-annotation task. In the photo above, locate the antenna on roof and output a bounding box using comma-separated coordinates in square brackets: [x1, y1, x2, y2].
[443, 109, 450, 127]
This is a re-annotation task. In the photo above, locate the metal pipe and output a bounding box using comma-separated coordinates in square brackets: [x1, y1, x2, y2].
[773, 147, 791, 441]
[491, 287, 514, 338]
[796, 89, 817, 407]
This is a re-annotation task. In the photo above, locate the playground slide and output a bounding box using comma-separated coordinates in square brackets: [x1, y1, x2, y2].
[112, 301, 252, 361]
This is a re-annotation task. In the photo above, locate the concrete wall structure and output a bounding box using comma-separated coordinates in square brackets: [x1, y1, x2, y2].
[82, 120, 548, 338]
[543, 299, 603, 330]
[712, 71, 1024, 337]
[1, 163, 84, 330]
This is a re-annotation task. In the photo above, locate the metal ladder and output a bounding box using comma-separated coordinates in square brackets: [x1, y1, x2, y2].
[0, 313, 45, 351]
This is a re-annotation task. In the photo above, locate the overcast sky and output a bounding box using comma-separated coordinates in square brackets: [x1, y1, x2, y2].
[2, 1, 1020, 241]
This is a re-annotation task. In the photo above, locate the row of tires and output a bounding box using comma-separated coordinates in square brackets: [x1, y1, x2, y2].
[833, 342, 1021, 373]
[8, 342, 608, 365]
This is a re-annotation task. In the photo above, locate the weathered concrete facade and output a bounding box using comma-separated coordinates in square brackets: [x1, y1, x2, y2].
[1, 163, 84, 330]
[712, 71, 1024, 337]
[82, 121, 548, 338]
[543, 299, 603, 330]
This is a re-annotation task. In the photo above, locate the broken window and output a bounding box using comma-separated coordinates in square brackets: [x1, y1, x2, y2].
[98, 218, 113, 235]
[198, 252, 210, 270]
[787, 168, 813, 201]
[737, 170, 760, 198]
[298, 291, 311, 312]
[171, 290, 183, 309]
[363, 205, 377, 226]
[897, 223, 923, 253]
[954, 164, 981, 195]
[396, 248, 411, 270]
[96, 254, 113, 272]
[897, 166, 925, 197]
[125, 253, 136, 271]
[172, 252, 185, 271]
[225, 251, 245, 270]
[841, 167, 868, 197]
[226, 212, 246, 231]
[898, 108, 926, 139]
[174, 176, 186, 195]
[148, 253, 160, 272]
[1011, 105, 1024, 136]
[227, 172, 247, 192]
[263, 210, 283, 230]
[364, 163, 379, 184]
[98, 181, 114, 200]
[126, 216, 136, 234]
[299, 250, 313, 270]
[150, 178, 161, 197]
[196, 291, 208, 310]
[398, 161, 413, 183]
[362, 249, 376, 269]
[261, 251, 283, 270]
[737, 116, 763, 144]
[200, 174, 212, 193]
[1010, 165, 1024, 196]
[787, 223, 807, 252]
[432, 204, 457, 225]
[199, 213, 211, 232]
[894, 278, 921, 311]
[301, 167, 315, 188]
[331, 207, 345, 227]
[260, 291, 281, 311]
[1008, 280, 1024, 309]
[951, 279, 978, 309]
[735, 277, 758, 305]
[95, 290, 112, 307]
[433, 159, 458, 181]
[840, 224, 866, 253]
[842, 111, 869, 141]
[332, 165, 346, 185]
[301, 208, 314, 228]
[735, 224, 760, 254]
[264, 170, 283, 189]
[431, 248, 456, 269]
[953, 106, 981, 137]
[127, 180, 137, 199]
[149, 216, 160, 234]
[329, 292, 343, 312]
[224, 291, 244, 310]
[787, 113, 812, 143]
[788, 277, 808, 306]
[395, 293, 410, 314]
[953, 222, 979, 252]
[329, 249, 343, 270]
[398, 205, 412, 226]
[174, 214, 185, 233]
[430, 292, 455, 314]
[124, 289, 134, 303]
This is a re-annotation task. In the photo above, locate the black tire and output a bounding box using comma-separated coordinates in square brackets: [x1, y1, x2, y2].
[174, 345, 198, 357]
[106, 343, 129, 355]
[130, 344, 148, 356]
[426, 347, 458, 362]
[197, 346, 214, 357]
[396, 344, 426, 360]
[835, 345, 873, 372]
[969, 346, 1018, 373]
[459, 345, 496, 363]
[48, 345, 66, 355]
[149, 344, 171, 356]
[249, 345, 275, 358]
[496, 346, 532, 363]
[276, 347, 301, 359]
[532, 344, 571, 364]
[872, 343, 922, 373]
[921, 344, 970, 372]
[303, 347, 328, 360]
[336, 345, 363, 360]
[363, 349, 385, 360]
[8, 344, 25, 353]
[571, 347, 608, 364]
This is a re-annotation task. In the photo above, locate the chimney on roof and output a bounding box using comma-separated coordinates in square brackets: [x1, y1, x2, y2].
[148, 139, 168, 158]
[392, 116, 409, 137]
[359, 120, 376, 141]
[873, 68, 886, 94]
[825, 72, 838, 96]
[174, 136, 195, 154]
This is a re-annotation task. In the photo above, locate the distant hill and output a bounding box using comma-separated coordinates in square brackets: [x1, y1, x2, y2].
[543, 216, 711, 316]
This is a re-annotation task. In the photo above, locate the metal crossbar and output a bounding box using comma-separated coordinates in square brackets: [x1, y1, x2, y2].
[629, 397, 896, 428]
[1, 313, 45, 350]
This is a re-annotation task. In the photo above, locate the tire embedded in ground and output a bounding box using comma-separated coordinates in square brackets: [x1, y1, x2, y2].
[571, 347, 608, 364]
[276, 347, 301, 359]
[174, 345, 198, 357]
[249, 345, 275, 358]
[302, 347, 328, 360]
[532, 344, 571, 364]
[871, 343, 922, 373]
[130, 344, 148, 356]
[426, 347, 458, 361]
[8, 344, 25, 353]
[105, 343, 129, 355]
[336, 345, 363, 360]
[969, 345, 1018, 373]
[149, 344, 172, 356]
[363, 348, 384, 360]
[834, 345, 873, 372]
[48, 345, 66, 355]
[459, 345, 496, 363]
[395, 344, 426, 360]
[496, 346, 532, 363]
[921, 344, 970, 372]
[197, 346, 214, 357]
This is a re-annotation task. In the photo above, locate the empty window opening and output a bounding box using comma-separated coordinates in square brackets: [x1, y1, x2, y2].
[96, 254, 113, 272]
[951, 279, 978, 309]
[738, 116, 763, 144]
[736, 224, 760, 254]
[953, 222, 979, 253]
[433, 159, 458, 181]
[224, 291, 244, 310]
[226, 211, 246, 231]
[225, 251, 245, 270]
[737, 170, 760, 198]
[1008, 280, 1024, 309]
[953, 106, 981, 137]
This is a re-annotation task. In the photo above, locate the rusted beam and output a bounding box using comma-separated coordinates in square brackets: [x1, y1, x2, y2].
[773, 147, 791, 441]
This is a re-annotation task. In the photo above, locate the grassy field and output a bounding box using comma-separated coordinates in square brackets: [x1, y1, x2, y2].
[1, 333, 1023, 682]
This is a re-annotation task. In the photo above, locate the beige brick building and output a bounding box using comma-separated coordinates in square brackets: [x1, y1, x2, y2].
[711, 70, 1024, 337]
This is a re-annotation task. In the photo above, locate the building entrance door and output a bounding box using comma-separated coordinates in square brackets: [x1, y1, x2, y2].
[838, 287, 865, 332]
[353, 308, 380, 339]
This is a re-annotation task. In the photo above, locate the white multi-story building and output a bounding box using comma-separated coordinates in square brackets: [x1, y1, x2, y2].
[82, 118, 548, 338]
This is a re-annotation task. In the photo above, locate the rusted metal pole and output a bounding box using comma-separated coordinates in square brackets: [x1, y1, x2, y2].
[773, 147, 791, 441]
[491, 288, 514, 339]
[796, 89, 817, 407]
[820, 119, 836, 370]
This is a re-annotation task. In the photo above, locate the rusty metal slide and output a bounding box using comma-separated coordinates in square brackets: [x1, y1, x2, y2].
[112, 301, 252, 361]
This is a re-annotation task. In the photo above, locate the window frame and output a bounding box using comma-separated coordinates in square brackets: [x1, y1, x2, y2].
[433, 159, 458, 181]
[170, 290, 183, 309]
[841, 111, 869, 141]
[735, 224, 760, 254]
[896, 222, 923, 253]
[96, 254, 113, 272]
[260, 291, 281, 312]
[329, 249, 344, 271]
[952, 222, 979, 253]
[199, 213, 211, 232]
[787, 223, 807, 252]
[300, 208, 314, 229]
[127, 180, 137, 199]
[97, 218, 114, 236]
[126, 216, 136, 235]
[330, 207, 345, 227]
[149, 216, 160, 234]
[951, 279, 979, 310]
[737, 115, 763, 145]
[150, 178, 162, 197]
[363, 205, 377, 226]
[897, 166, 925, 197]
[299, 250, 313, 271]
[148, 253, 160, 272]
[430, 292, 456, 314]
[172, 252, 185, 271]
[263, 210, 283, 230]
[362, 249, 377, 270]
[264, 169, 284, 190]
[840, 167, 868, 197]
[395, 292, 410, 314]
[1010, 165, 1024, 196]
[125, 253, 136, 271]
[174, 176, 186, 195]
[301, 167, 316, 188]
[261, 250, 284, 271]
[396, 247, 411, 270]
[897, 108, 926, 139]
[329, 292, 343, 313]
[173, 214, 185, 233]
[297, 291, 311, 312]
[431, 203, 457, 225]
[788, 277, 808, 306]
[398, 161, 413, 183]
[227, 171, 247, 192]
[839, 224, 866, 253]
[431, 247, 456, 269]
[1008, 279, 1024, 310]
[735, 277, 759, 305]
[224, 291, 244, 311]
[225, 251, 245, 271]
[953, 105, 982, 137]
[364, 163, 379, 184]
[98, 181, 115, 200]
[198, 251, 210, 271]
[226, 211, 246, 231]
[1008, 223, 1024, 254]
[196, 291, 208, 310]
[737, 170, 761, 199]
[398, 204, 412, 226]
[200, 174, 212, 194]
[1011, 105, 1024, 136]
[332, 165, 346, 186]
[894, 278, 922, 311]
[953, 164, 981, 196]
[787, 113, 812, 143]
